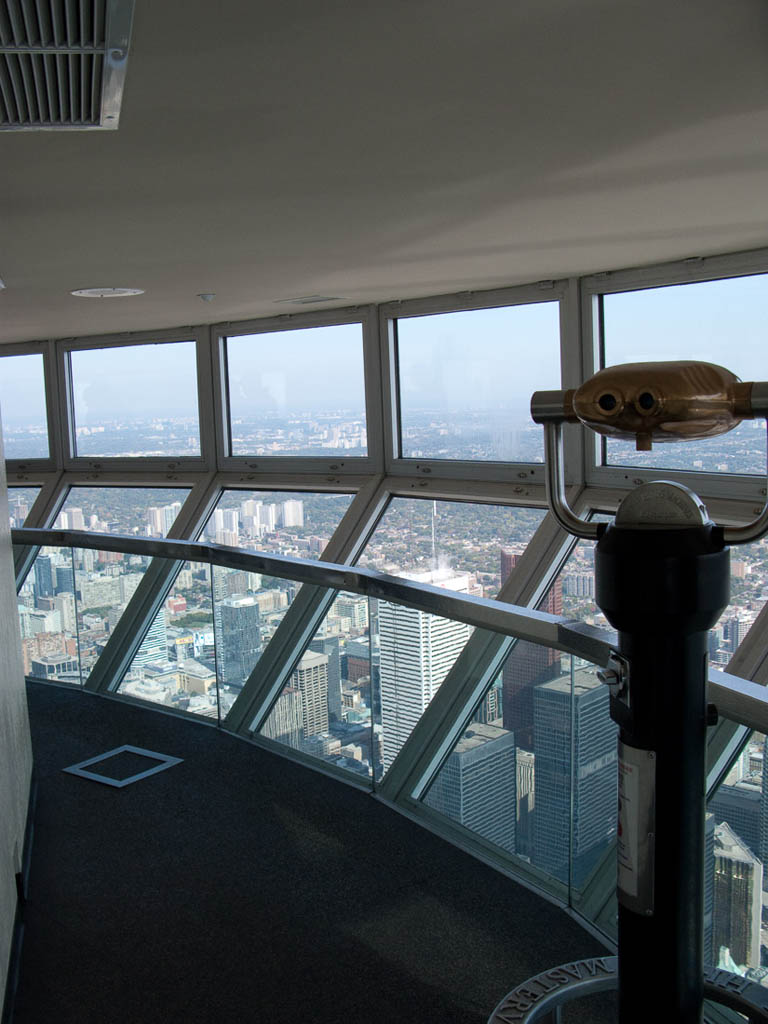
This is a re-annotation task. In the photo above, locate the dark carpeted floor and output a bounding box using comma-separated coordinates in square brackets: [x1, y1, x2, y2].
[10, 682, 617, 1023]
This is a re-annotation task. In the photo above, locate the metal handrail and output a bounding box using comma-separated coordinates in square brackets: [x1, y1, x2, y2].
[14, 527, 768, 734]
[11, 527, 614, 666]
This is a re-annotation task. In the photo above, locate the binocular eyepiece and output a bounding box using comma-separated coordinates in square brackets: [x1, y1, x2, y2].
[532, 360, 766, 451]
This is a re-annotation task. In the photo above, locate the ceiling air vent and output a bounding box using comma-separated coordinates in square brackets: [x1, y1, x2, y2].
[0, 0, 135, 130]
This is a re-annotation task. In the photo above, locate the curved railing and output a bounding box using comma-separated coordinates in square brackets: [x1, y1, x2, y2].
[13, 526, 613, 662]
[13, 525, 768, 954]
[13, 527, 768, 732]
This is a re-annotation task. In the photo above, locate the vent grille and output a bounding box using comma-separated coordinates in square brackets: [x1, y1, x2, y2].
[0, 0, 134, 130]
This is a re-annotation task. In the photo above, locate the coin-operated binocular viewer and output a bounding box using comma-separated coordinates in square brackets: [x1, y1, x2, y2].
[489, 363, 768, 1024]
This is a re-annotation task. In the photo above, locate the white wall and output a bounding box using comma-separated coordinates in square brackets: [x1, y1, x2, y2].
[0, 417, 33, 1012]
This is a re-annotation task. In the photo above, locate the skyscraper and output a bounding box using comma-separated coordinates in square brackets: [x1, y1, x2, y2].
[218, 595, 262, 689]
[425, 722, 516, 855]
[500, 550, 562, 749]
[712, 822, 763, 968]
[377, 569, 471, 771]
[133, 610, 168, 667]
[532, 665, 617, 886]
[291, 649, 329, 740]
[309, 634, 342, 721]
[34, 554, 54, 598]
[261, 685, 303, 748]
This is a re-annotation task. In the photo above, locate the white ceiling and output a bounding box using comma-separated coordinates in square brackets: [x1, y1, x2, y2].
[2, 0, 768, 344]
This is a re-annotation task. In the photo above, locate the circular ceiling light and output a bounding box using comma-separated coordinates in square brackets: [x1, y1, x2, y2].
[71, 287, 145, 298]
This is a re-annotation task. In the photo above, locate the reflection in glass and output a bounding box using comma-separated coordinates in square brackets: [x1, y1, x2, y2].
[20, 547, 82, 684]
[397, 302, 561, 462]
[55, 486, 189, 537]
[357, 497, 545, 597]
[119, 560, 219, 719]
[8, 487, 40, 527]
[424, 649, 617, 893]
[226, 323, 367, 457]
[70, 341, 200, 457]
[0, 353, 49, 459]
[602, 274, 768, 475]
[258, 591, 376, 783]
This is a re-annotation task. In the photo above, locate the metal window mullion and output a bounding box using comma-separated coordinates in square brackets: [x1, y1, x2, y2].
[318, 474, 386, 563]
[166, 471, 220, 540]
[377, 306, 400, 472]
[82, 554, 181, 693]
[54, 341, 77, 463]
[361, 304, 386, 475]
[209, 328, 231, 467]
[560, 277, 585, 489]
[223, 476, 391, 734]
[194, 327, 218, 472]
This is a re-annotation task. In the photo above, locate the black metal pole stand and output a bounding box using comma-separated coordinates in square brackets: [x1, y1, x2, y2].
[595, 519, 729, 1024]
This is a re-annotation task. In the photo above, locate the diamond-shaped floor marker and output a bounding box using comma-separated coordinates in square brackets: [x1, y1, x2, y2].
[63, 745, 183, 788]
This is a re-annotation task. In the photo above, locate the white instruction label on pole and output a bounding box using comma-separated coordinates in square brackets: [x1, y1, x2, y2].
[617, 742, 655, 915]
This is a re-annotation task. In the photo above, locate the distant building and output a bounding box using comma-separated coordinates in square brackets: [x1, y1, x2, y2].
[262, 685, 303, 748]
[533, 666, 617, 886]
[218, 595, 262, 689]
[709, 781, 762, 860]
[309, 634, 342, 721]
[291, 650, 329, 739]
[712, 822, 763, 969]
[133, 610, 168, 668]
[377, 569, 471, 771]
[425, 722, 516, 855]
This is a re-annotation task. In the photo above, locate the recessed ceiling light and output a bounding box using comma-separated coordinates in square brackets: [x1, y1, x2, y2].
[71, 287, 145, 298]
[274, 295, 344, 305]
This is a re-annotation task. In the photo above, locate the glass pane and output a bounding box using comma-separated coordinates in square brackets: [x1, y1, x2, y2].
[0, 353, 49, 459]
[20, 547, 82, 684]
[226, 323, 367, 457]
[397, 302, 560, 462]
[119, 560, 219, 719]
[711, 536, 768, 668]
[602, 274, 768, 475]
[259, 591, 376, 782]
[357, 497, 545, 597]
[55, 486, 189, 537]
[705, 733, 766, 973]
[424, 649, 617, 893]
[213, 565, 303, 713]
[375, 599, 471, 774]
[71, 545, 154, 683]
[202, 489, 354, 555]
[69, 341, 200, 457]
[8, 487, 40, 526]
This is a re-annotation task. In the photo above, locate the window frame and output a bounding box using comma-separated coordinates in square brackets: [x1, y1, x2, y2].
[58, 327, 214, 472]
[212, 306, 383, 477]
[581, 247, 768, 505]
[380, 280, 578, 484]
